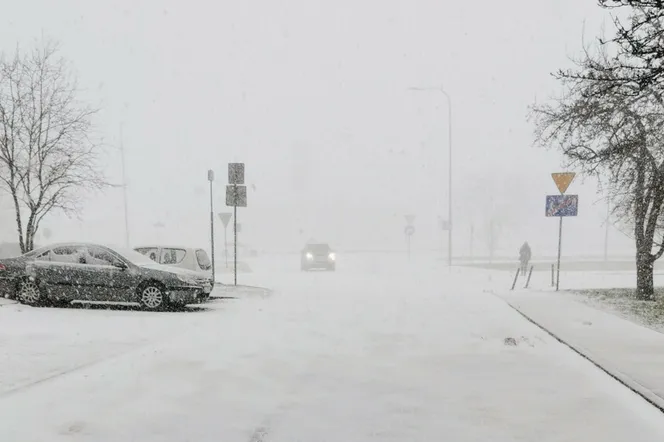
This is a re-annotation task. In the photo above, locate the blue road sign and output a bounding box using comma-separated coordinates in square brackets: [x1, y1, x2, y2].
[546, 195, 579, 217]
[404, 225, 415, 236]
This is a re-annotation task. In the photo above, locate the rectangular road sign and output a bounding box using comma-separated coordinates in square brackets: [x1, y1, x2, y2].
[551, 172, 576, 194]
[546, 195, 578, 217]
[229, 163, 245, 185]
[226, 185, 247, 207]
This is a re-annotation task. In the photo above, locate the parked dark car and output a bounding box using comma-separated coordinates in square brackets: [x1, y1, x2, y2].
[0, 243, 212, 310]
[300, 243, 336, 271]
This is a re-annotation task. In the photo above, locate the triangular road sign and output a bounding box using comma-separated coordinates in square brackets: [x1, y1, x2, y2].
[218, 212, 232, 228]
[405, 214, 416, 225]
[551, 172, 576, 194]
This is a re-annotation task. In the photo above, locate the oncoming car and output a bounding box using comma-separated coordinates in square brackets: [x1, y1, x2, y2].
[301, 243, 336, 271]
[0, 243, 212, 310]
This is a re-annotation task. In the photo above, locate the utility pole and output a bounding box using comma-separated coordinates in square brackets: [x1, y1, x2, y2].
[446, 90, 453, 268]
[120, 124, 130, 248]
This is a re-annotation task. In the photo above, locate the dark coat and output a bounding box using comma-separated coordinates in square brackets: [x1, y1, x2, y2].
[519, 243, 531, 261]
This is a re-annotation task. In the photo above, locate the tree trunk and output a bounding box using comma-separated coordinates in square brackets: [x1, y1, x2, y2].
[634, 150, 654, 300]
[636, 250, 655, 300]
[11, 191, 25, 254]
[25, 209, 38, 252]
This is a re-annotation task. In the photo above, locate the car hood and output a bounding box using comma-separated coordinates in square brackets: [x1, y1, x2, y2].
[137, 262, 207, 279]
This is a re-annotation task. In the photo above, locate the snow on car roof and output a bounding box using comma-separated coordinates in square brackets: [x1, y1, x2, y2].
[134, 245, 205, 251]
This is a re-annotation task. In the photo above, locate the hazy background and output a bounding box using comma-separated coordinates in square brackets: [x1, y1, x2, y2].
[0, 0, 633, 257]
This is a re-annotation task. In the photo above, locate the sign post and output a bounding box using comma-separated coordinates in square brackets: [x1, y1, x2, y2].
[547, 172, 578, 291]
[218, 212, 232, 268]
[226, 163, 247, 286]
[207, 170, 216, 284]
[405, 215, 415, 261]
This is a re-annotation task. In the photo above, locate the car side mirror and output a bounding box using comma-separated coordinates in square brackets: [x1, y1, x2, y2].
[114, 261, 128, 270]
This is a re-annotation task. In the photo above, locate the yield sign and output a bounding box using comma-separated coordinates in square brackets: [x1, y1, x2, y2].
[218, 212, 233, 228]
[405, 214, 415, 226]
[551, 172, 576, 194]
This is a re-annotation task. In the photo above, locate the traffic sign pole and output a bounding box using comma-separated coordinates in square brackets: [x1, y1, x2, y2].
[224, 224, 229, 269]
[226, 163, 246, 286]
[234, 195, 238, 286]
[404, 220, 415, 261]
[218, 213, 232, 269]
[407, 234, 411, 261]
[556, 215, 562, 291]
[548, 172, 577, 292]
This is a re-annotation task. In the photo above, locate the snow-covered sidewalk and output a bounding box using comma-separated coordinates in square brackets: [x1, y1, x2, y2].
[500, 290, 664, 410]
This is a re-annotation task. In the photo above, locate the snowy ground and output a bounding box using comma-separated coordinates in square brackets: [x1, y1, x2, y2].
[499, 290, 664, 411]
[570, 288, 664, 333]
[2, 253, 664, 441]
[508, 263, 664, 331]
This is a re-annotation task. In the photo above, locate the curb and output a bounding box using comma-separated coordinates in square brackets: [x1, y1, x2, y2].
[500, 296, 664, 414]
[212, 285, 272, 297]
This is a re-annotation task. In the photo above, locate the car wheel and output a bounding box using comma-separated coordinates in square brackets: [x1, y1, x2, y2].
[139, 283, 166, 311]
[18, 278, 43, 306]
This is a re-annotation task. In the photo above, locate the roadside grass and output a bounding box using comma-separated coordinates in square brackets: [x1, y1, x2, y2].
[572, 288, 664, 333]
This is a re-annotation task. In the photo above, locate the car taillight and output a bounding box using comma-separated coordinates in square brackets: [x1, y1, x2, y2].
[0, 263, 5, 271]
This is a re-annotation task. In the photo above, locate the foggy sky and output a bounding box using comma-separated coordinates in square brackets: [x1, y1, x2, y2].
[0, 0, 633, 256]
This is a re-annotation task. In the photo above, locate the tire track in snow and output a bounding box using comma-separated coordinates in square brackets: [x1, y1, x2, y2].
[0, 347, 144, 398]
[497, 293, 664, 415]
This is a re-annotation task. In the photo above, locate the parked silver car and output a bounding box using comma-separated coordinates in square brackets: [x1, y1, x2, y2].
[134, 246, 213, 281]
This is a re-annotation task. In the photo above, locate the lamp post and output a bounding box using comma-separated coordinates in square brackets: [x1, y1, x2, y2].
[208, 170, 216, 283]
[120, 124, 130, 248]
[409, 86, 453, 267]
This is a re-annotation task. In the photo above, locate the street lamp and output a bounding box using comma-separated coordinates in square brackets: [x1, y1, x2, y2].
[408, 86, 453, 267]
[207, 170, 216, 283]
[119, 123, 130, 248]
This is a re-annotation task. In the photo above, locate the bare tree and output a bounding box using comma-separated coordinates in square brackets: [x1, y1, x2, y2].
[592, 1, 664, 90]
[531, 43, 664, 299]
[0, 42, 106, 253]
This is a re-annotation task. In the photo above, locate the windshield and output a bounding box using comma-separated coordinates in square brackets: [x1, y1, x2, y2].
[305, 244, 331, 253]
[21, 246, 48, 258]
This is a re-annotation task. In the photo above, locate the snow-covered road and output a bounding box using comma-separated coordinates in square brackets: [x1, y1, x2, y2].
[2, 253, 664, 441]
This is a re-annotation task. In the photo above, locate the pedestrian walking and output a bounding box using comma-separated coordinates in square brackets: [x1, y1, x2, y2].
[519, 241, 532, 274]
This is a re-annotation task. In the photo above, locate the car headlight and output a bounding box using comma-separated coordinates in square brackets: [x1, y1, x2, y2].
[177, 275, 199, 285]
[306, 252, 313, 260]
[328, 253, 336, 261]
